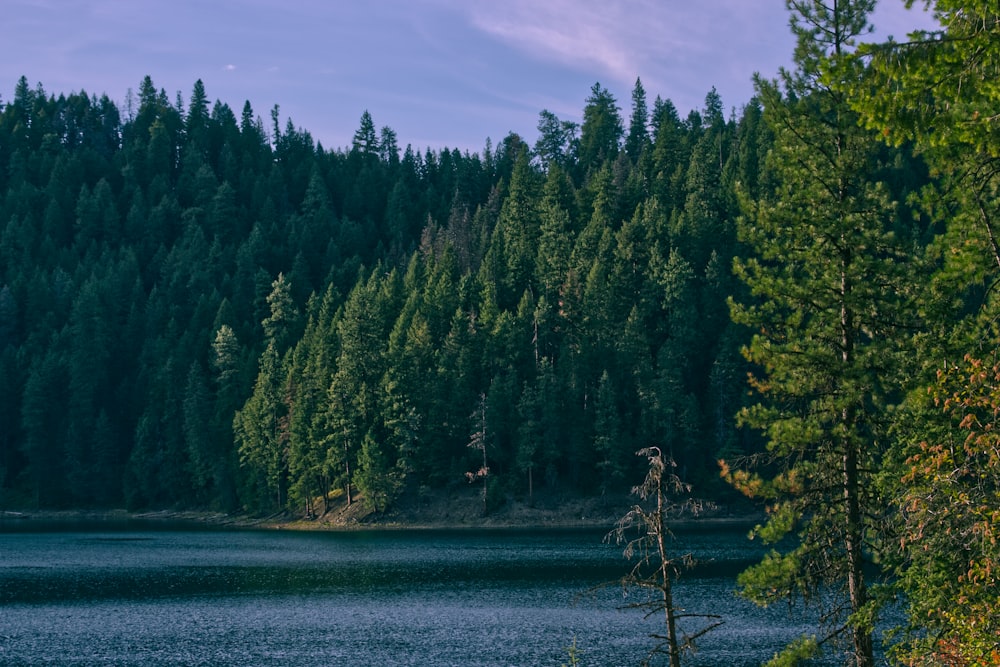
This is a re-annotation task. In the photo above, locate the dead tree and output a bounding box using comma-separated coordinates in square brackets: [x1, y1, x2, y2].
[607, 447, 722, 667]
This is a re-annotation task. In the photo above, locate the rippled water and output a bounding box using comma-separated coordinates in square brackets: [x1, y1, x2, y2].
[0, 526, 849, 666]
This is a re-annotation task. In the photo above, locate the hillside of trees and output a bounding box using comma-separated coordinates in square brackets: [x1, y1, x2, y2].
[0, 1, 997, 663]
[0, 72, 776, 513]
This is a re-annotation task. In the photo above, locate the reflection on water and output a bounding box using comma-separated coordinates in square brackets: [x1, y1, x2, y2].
[0, 527, 847, 666]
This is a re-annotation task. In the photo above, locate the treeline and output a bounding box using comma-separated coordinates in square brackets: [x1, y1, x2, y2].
[0, 73, 784, 513]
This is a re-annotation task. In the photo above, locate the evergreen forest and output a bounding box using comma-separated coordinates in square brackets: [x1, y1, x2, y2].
[0, 1, 997, 663]
[0, 74, 763, 513]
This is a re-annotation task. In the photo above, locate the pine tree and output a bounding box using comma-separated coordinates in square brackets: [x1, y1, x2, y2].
[592, 370, 627, 495]
[724, 2, 923, 664]
[534, 166, 576, 299]
[671, 94, 732, 273]
[355, 430, 401, 513]
[19, 348, 68, 507]
[233, 274, 302, 510]
[261, 272, 300, 353]
[625, 78, 650, 162]
[351, 110, 378, 156]
[185, 79, 211, 153]
[534, 110, 578, 171]
[490, 148, 541, 307]
[183, 362, 215, 502]
[577, 83, 623, 179]
[234, 340, 287, 510]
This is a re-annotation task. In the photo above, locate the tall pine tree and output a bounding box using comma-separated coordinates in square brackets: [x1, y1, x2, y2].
[724, 2, 924, 664]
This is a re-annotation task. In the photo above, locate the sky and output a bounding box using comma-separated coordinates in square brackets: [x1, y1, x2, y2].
[2, 1, 939, 154]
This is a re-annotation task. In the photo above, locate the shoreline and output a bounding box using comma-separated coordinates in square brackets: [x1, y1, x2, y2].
[0, 495, 763, 533]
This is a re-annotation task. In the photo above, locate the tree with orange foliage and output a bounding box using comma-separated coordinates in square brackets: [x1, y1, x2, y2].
[888, 355, 1000, 666]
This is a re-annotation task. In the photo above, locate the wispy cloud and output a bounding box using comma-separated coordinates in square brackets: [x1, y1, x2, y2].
[455, 0, 936, 115]
[462, 0, 652, 87]
[453, 0, 794, 112]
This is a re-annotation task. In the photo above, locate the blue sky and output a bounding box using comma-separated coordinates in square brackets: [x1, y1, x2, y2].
[3, 1, 937, 153]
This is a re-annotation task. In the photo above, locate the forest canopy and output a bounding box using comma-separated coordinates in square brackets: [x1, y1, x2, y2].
[0, 74, 763, 513]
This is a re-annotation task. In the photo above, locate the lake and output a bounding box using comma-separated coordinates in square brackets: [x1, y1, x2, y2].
[0, 524, 854, 666]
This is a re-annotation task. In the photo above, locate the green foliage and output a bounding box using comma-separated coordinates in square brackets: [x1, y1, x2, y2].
[855, 1, 1000, 155]
[560, 636, 583, 667]
[234, 340, 287, 509]
[625, 78, 651, 161]
[577, 82, 624, 178]
[763, 636, 819, 667]
[853, 4, 1000, 664]
[0, 69, 764, 518]
[262, 272, 300, 351]
[355, 431, 402, 513]
[725, 2, 930, 664]
[534, 110, 578, 172]
[885, 356, 1000, 666]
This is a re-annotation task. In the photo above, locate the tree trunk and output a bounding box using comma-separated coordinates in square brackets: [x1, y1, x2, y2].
[844, 438, 873, 667]
[656, 474, 682, 667]
[841, 250, 873, 667]
[345, 456, 352, 506]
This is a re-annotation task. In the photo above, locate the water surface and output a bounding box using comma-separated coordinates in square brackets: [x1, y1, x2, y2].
[0, 526, 839, 665]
